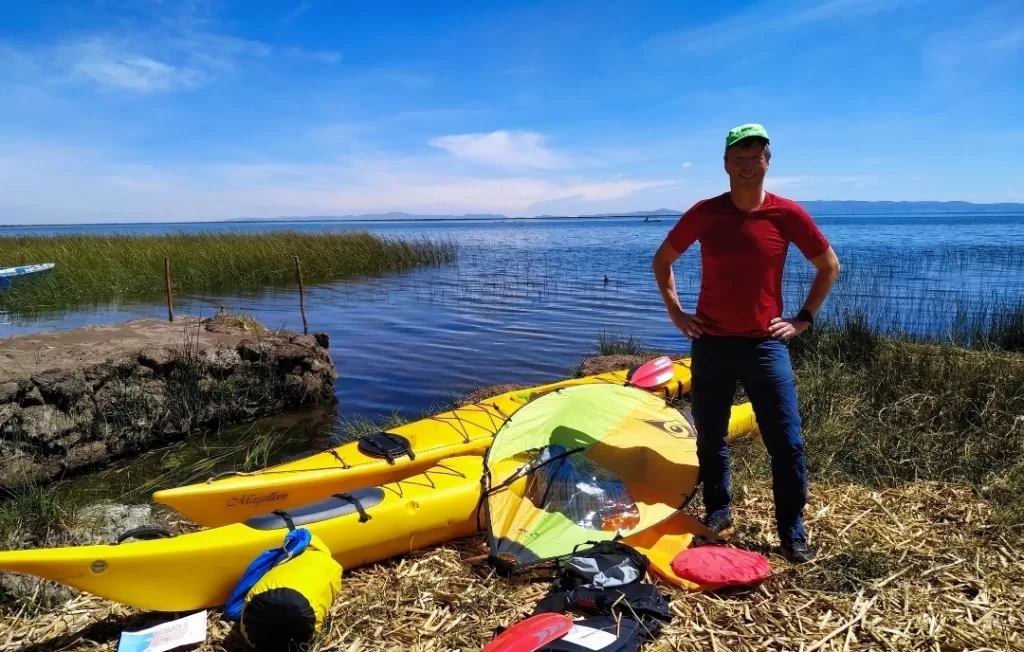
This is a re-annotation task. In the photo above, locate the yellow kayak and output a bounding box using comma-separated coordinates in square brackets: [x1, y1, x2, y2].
[0, 457, 485, 612]
[0, 400, 756, 612]
[153, 358, 696, 527]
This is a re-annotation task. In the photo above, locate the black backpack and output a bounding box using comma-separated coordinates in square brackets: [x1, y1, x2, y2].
[534, 541, 670, 641]
[549, 540, 651, 593]
[485, 541, 670, 652]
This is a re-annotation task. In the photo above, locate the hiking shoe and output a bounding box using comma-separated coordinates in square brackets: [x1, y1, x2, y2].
[704, 511, 734, 534]
[781, 538, 816, 564]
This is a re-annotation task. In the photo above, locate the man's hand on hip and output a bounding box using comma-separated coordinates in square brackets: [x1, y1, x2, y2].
[670, 308, 704, 340]
[768, 317, 809, 341]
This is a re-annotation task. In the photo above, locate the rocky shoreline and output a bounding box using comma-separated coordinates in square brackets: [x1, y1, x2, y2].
[0, 316, 338, 492]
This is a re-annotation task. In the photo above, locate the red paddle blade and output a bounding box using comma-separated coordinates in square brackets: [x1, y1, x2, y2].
[482, 613, 574, 652]
[628, 355, 675, 388]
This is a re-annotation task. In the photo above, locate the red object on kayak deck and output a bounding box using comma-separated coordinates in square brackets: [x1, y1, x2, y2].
[481, 612, 574, 652]
[669, 544, 771, 589]
[628, 356, 675, 389]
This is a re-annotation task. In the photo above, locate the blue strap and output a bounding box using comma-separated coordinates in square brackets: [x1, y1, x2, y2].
[224, 527, 312, 620]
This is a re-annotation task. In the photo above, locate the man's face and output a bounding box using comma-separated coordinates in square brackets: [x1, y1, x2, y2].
[724, 140, 769, 187]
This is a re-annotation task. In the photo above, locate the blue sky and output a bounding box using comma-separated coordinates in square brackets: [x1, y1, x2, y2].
[1, 0, 1022, 224]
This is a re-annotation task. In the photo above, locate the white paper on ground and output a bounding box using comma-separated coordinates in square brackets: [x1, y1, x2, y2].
[117, 610, 208, 652]
[560, 623, 618, 650]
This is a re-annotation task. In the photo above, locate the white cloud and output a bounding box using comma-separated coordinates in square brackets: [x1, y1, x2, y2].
[0, 140, 677, 223]
[681, 161, 693, 168]
[648, 0, 924, 55]
[923, 3, 1024, 87]
[766, 176, 815, 189]
[766, 175, 879, 191]
[285, 47, 342, 64]
[281, 1, 314, 26]
[0, 3, 347, 95]
[347, 68, 433, 89]
[780, 0, 906, 27]
[428, 130, 569, 170]
[170, 32, 272, 69]
[0, 42, 40, 75]
[308, 122, 372, 145]
[66, 37, 207, 92]
[988, 24, 1024, 53]
[2, 29, 273, 94]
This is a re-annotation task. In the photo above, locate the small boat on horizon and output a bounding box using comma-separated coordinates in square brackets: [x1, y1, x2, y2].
[0, 262, 56, 289]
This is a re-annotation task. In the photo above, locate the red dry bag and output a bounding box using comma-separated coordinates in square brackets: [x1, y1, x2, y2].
[669, 544, 771, 589]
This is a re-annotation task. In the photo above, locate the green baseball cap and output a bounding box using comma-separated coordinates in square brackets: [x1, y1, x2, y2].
[725, 123, 770, 148]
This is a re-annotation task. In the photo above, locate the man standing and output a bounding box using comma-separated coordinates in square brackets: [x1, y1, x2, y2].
[652, 124, 840, 563]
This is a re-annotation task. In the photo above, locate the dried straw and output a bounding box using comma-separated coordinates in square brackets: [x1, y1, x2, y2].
[2, 477, 1022, 651]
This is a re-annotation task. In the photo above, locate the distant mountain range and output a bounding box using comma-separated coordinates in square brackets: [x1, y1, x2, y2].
[227, 212, 513, 222]
[797, 201, 1024, 215]
[227, 201, 1024, 223]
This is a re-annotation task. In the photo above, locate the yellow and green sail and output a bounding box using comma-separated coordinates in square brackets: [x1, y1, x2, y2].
[483, 383, 701, 571]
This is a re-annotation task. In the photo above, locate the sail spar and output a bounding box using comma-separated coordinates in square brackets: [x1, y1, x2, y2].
[482, 383, 700, 573]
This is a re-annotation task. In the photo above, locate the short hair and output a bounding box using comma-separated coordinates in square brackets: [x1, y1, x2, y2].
[725, 137, 771, 162]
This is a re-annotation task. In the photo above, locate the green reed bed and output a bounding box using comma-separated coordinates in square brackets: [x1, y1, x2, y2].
[777, 244, 1024, 352]
[784, 313, 1024, 531]
[588, 299, 1024, 535]
[953, 301, 1024, 351]
[596, 330, 653, 356]
[662, 307, 1022, 536]
[0, 485, 85, 549]
[0, 230, 457, 315]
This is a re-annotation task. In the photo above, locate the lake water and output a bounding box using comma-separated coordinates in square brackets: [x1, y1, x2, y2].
[3, 212, 1024, 426]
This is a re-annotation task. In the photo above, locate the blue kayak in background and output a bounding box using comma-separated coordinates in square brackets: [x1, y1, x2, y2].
[0, 262, 56, 289]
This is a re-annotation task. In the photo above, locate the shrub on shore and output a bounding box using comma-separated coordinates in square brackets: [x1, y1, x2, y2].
[785, 314, 1024, 531]
[0, 230, 457, 315]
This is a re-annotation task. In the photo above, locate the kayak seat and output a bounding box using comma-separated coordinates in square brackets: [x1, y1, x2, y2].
[244, 487, 386, 531]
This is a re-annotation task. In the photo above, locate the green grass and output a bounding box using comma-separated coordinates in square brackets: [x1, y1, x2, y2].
[596, 330, 655, 356]
[773, 244, 1024, 354]
[0, 230, 457, 316]
[0, 403, 342, 546]
[597, 312, 1024, 536]
[787, 314, 1024, 531]
[0, 485, 86, 548]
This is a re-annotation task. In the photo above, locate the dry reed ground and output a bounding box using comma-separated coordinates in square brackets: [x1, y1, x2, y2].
[3, 350, 1024, 651]
[2, 474, 1022, 651]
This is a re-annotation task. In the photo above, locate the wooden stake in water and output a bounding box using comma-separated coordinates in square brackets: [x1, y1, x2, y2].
[294, 255, 308, 335]
[164, 256, 174, 322]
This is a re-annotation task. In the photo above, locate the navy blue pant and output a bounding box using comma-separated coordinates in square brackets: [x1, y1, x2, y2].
[689, 334, 808, 543]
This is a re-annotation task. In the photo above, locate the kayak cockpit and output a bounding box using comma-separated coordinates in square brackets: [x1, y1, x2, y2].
[243, 487, 386, 530]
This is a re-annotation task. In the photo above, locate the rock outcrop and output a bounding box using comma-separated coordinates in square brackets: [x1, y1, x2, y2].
[574, 351, 677, 378]
[0, 317, 338, 492]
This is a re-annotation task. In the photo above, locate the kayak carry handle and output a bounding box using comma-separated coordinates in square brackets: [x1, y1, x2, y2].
[115, 525, 175, 544]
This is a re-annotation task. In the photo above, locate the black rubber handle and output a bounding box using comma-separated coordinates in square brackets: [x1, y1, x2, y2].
[115, 525, 174, 544]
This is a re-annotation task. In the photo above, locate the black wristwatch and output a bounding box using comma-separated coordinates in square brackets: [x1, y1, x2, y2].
[796, 308, 814, 324]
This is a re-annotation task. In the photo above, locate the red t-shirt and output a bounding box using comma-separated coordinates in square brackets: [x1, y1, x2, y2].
[667, 191, 830, 338]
